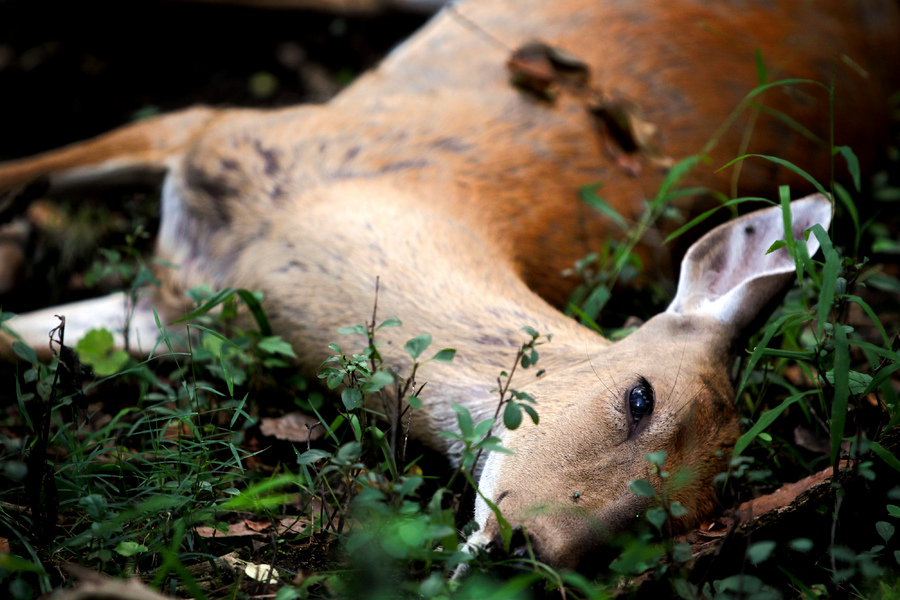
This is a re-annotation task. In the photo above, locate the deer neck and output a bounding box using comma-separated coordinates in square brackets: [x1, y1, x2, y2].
[219, 180, 612, 453]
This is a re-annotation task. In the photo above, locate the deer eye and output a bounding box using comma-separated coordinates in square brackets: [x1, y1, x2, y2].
[628, 379, 654, 423]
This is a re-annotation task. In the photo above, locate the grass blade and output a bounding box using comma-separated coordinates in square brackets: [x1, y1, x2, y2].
[831, 324, 850, 466]
[734, 390, 818, 457]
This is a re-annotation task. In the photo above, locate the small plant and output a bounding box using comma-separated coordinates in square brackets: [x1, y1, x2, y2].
[0, 283, 304, 598]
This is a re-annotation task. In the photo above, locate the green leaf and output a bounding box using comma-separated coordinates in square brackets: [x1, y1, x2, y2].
[80, 494, 108, 519]
[765, 240, 787, 254]
[849, 339, 900, 362]
[473, 437, 514, 455]
[876, 521, 895, 543]
[336, 441, 361, 465]
[735, 312, 802, 399]
[664, 197, 763, 244]
[810, 224, 840, 340]
[653, 155, 700, 208]
[319, 367, 344, 390]
[521, 403, 539, 425]
[887, 505, 900, 518]
[377, 317, 402, 330]
[503, 402, 523, 430]
[836, 146, 861, 192]
[361, 369, 394, 393]
[116, 541, 148, 557]
[419, 572, 444, 598]
[754, 48, 768, 84]
[522, 325, 539, 339]
[12, 341, 37, 365]
[627, 479, 656, 498]
[75, 329, 129, 377]
[296, 449, 332, 465]
[845, 294, 892, 348]
[580, 183, 628, 229]
[583, 284, 611, 319]
[0, 553, 47, 574]
[790, 538, 813, 552]
[473, 418, 495, 440]
[407, 395, 423, 409]
[748, 540, 776, 565]
[871, 442, 900, 473]
[337, 324, 366, 335]
[431, 348, 456, 362]
[235, 289, 272, 336]
[189, 323, 242, 351]
[510, 389, 536, 402]
[673, 541, 693, 564]
[719, 154, 830, 198]
[342, 388, 362, 411]
[734, 390, 816, 457]
[172, 287, 236, 323]
[669, 501, 689, 518]
[645, 451, 667, 468]
[349, 413, 362, 440]
[824, 369, 872, 395]
[831, 322, 850, 465]
[862, 362, 900, 398]
[646, 507, 667, 529]
[779, 187, 800, 279]
[452, 403, 474, 439]
[405, 333, 433, 360]
[257, 336, 297, 358]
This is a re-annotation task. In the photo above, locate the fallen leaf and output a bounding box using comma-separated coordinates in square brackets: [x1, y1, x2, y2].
[195, 516, 310, 538]
[260, 411, 323, 442]
[244, 562, 282, 583]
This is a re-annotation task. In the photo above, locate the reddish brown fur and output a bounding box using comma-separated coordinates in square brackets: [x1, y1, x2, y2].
[3, 1, 896, 304]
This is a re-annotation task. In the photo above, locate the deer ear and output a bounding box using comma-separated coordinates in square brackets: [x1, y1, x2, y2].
[666, 194, 832, 334]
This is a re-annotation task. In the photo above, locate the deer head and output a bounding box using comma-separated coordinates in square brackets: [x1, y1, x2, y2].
[466, 196, 831, 571]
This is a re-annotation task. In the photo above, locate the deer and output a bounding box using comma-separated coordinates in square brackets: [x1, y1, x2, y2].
[0, 0, 897, 573]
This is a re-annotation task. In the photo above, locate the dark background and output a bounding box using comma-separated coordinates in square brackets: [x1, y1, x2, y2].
[0, 0, 428, 161]
[0, 0, 430, 311]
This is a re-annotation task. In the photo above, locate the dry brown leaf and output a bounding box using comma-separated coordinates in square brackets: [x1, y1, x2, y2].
[196, 516, 310, 538]
[259, 411, 323, 442]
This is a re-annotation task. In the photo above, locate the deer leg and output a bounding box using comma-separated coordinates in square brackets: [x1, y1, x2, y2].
[2, 291, 172, 361]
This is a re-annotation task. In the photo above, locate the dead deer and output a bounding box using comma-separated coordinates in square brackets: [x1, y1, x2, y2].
[0, 0, 896, 572]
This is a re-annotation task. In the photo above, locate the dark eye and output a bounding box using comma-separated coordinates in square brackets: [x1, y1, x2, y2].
[628, 380, 654, 423]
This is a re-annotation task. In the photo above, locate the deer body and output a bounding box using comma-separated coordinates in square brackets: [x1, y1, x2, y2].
[1, 0, 896, 570]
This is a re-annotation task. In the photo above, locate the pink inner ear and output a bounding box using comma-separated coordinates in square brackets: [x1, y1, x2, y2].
[667, 194, 831, 324]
